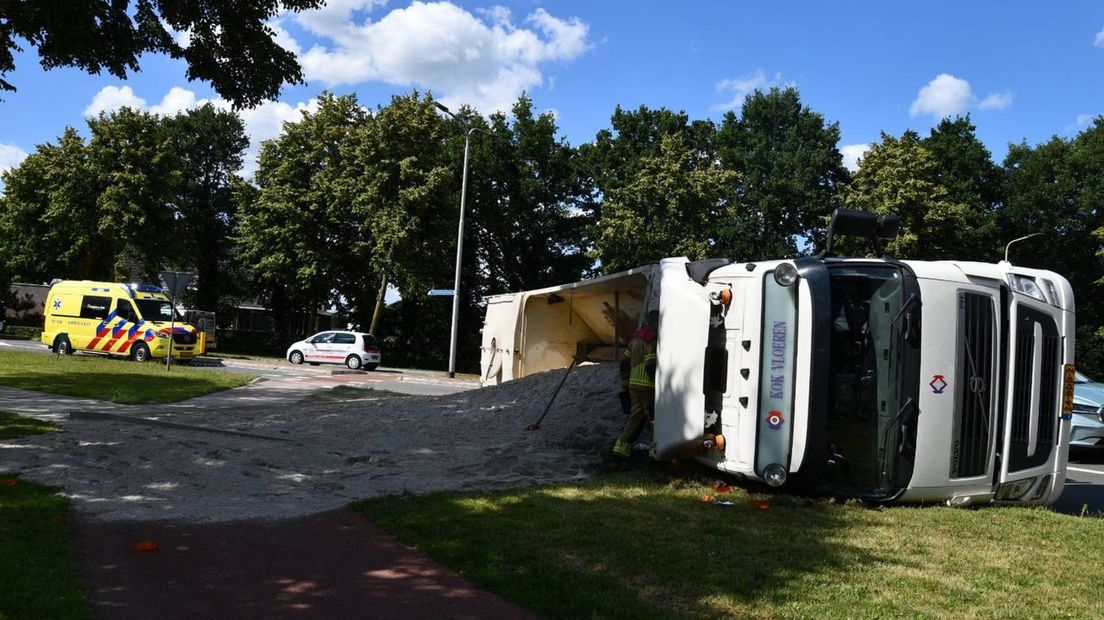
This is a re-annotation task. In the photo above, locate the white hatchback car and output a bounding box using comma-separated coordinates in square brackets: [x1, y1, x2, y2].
[286, 331, 381, 370]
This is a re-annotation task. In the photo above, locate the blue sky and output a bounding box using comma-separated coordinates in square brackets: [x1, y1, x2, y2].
[1, 0, 1103, 178]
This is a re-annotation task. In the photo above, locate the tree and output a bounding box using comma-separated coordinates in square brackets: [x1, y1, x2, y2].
[348, 92, 455, 321]
[922, 116, 1001, 259]
[163, 104, 249, 310]
[716, 87, 849, 259]
[844, 131, 981, 260]
[85, 107, 177, 279]
[0, 108, 176, 284]
[0, 127, 101, 283]
[465, 95, 594, 295]
[235, 93, 369, 338]
[594, 132, 739, 272]
[0, 0, 322, 106]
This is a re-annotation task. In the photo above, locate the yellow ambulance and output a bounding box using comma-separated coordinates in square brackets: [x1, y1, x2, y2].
[41, 281, 204, 362]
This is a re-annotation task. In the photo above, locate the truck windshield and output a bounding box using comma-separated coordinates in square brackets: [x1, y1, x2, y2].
[135, 299, 183, 323]
[821, 265, 908, 500]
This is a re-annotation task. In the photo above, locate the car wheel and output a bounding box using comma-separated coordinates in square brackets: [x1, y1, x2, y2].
[131, 342, 151, 363]
[345, 355, 362, 370]
[289, 350, 304, 365]
[54, 335, 74, 355]
[364, 363, 378, 371]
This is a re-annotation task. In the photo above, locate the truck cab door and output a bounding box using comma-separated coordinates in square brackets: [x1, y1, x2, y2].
[996, 293, 1063, 499]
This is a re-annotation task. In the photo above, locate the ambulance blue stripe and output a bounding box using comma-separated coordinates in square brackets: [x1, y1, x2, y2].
[96, 310, 119, 332]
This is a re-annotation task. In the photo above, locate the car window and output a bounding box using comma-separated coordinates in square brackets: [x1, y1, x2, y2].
[1075, 371, 1092, 384]
[312, 332, 336, 344]
[115, 299, 138, 323]
[362, 334, 379, 349]
[80, 295, 111, 320]
[334, 333, 356, 344]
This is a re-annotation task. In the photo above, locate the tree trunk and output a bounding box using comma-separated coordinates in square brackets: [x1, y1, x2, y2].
[369, 273, 387, 335]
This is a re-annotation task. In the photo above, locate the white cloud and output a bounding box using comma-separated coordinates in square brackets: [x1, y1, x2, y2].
[1095, 26, 1104, 47]
[840, 143, 870, 172]
[711, 70, 783, 112]
[909, 73, 973, 119]
[269, 19, 302, 56]
[80, 85, 320, 178]
[978, 90, 1013, 111]
[1076, 113, 1095, 126]
[149, 87, 204, 116]
[83, 85, 147, 116]
[292, 1, 590, 112]
[0, 143, 28, 174]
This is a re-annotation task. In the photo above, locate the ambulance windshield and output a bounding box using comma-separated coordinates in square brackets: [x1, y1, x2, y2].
[820, 265, 911, 499]
[135, 299, 183, 323]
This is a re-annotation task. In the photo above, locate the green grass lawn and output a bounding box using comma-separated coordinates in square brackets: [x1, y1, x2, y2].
[353, 469, 1104, 619]
[0, 350, 255, 404]
[0, 412, 91, 619]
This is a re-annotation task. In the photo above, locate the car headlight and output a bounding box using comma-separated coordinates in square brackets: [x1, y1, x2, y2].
[1010, 275, 1046, 302]
[154, 331, 170, 339]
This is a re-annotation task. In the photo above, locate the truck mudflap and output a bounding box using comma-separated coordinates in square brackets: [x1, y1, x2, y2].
[655, 258, 711, 460]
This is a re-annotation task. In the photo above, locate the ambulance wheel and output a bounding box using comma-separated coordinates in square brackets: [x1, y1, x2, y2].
[364, 364, 378, 371]
[130, 343, 151, 363]
[345, 355, 362, 370]
[289, 350, 304, 365]
[54, 335, 74, 355]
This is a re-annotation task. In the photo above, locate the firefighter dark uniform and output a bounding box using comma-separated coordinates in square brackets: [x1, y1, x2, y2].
[613, 325, 657, 458]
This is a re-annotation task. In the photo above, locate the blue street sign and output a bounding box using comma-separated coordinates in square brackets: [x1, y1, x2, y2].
[428, 289, 456, 297]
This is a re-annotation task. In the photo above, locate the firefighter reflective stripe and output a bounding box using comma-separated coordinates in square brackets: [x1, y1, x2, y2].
[630, 353, 657, 388]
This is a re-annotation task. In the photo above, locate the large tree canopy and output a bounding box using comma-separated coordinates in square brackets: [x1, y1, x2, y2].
[0, 0, 321, 106]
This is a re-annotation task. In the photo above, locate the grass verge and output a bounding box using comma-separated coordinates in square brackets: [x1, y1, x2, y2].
[352, 469, 1104, 619]
[0, 412, 91, 619]
[0, 349, 255, 404]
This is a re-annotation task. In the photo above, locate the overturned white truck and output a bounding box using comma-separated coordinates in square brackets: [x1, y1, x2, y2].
[482, 210, 1076, 505]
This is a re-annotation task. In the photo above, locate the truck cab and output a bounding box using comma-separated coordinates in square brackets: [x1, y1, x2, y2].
[655, 215, 1074, 506]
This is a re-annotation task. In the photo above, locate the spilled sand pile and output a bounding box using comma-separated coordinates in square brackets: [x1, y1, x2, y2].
[1, 363, 624, 521]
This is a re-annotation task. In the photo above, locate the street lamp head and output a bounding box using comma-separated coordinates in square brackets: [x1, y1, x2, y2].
[433, 101, 454, 116]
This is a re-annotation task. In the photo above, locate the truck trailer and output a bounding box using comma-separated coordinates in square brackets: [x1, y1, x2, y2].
[481, 210, 1076, 505]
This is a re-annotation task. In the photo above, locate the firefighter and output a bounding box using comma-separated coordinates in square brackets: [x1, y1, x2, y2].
[613, 311, 658, 459]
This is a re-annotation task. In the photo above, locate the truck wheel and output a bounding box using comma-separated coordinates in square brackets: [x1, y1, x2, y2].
[289, 350, 304, 365]
[54, 335, 74, 355]
[131, 342, 151, 363]
[345, 355, 362, 370]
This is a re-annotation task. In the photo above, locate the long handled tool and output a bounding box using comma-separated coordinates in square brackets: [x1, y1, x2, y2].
[525, 356, 580, 431]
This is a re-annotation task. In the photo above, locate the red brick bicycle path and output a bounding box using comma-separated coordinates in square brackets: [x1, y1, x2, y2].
[74, 509, 538, 620]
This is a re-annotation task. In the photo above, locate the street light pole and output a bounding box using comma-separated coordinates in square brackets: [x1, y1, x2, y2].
[435, 101, 478, 378]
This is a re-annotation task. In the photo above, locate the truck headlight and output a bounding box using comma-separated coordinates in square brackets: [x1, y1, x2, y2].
[763, 463, 788, 487]
[773, 263, 799, 287]
[1010, 275, 1046, 302]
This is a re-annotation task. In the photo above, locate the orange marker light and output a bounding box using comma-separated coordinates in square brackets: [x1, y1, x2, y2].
[134, 540, 159, 552]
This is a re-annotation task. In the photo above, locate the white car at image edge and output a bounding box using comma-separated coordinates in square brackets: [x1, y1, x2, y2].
[286, 331, 381, 371]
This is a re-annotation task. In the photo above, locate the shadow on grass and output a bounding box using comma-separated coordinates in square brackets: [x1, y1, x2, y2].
[351, 470, 903, 620]
[0, 370, 253, 404]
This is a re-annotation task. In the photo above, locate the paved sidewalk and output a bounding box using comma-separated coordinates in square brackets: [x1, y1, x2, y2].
[75, 509, 538, 620]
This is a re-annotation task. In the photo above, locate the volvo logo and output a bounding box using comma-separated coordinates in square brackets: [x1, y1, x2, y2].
[969, 376, 986, 395]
